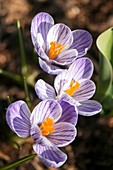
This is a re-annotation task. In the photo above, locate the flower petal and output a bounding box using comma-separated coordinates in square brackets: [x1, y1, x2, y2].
[70, 29, 93, 57]
[47, 24, 73, 50]
[34, 33, 49, 60]
[30, 125, 53, 146]
[58, 100, 78, 125]
[35, 79, 56, 100]
[77, 100, 102, 116]
[54, 70, 72, 95]
[53, 49, 78, 65]
[31, 12, 54, 44]
[30, 99, 62, 125]
[48, 122, 77, 147]
[33, 143, 67, 168]
[68, 57, 94, 80]
[6, 100, 31, 138]
[73, 80, 96, 101]
[39, 58, 65, 75]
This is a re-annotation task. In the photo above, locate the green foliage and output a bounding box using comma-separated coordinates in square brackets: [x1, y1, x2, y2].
[96, 27, 113, 114]
[0, 154, 36, 170]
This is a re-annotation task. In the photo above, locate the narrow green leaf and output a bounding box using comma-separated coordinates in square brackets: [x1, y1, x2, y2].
[0, 154, 36, 170]
[16, 20, 28, 76]
[0, 69, 23, 86]
[23, 76, 31, 107]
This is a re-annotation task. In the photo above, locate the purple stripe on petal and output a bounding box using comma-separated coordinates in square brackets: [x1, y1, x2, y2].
[77, 100, 102, 116]
[70, 29, 93, 57]
[54, 70, 71, 95]
[35, 79, 56, 100]
[30, 100, 62, 125]
[53, 49, 78, 65]
[68, 57, 94, 80]
[13, 117, 30, 138]
[48, 122, 77, 147]
[6, 100, 31, 138]
[73, 80, 96, 102]
[47, 24, 73, 50]
[39, 58, 65, 75]
[31, 12, 54, 42]
[33, 143, 67, 168]
[58, 100, 78, 125]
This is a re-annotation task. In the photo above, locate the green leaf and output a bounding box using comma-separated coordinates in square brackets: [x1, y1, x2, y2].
[0, 154, 36, 170]
[0, 69, 23, 86]
[16, 20, 28, 76]
[23, 76, 31, 107]
[97, 27, 113, 65]
[96, 28, 113, 101]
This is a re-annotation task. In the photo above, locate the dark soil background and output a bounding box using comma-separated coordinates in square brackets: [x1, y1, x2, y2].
[0, 0, 113, 170]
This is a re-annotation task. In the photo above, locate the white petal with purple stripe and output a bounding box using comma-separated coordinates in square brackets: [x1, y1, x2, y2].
[31, 12, 54, 44]
[48, 122, 77, 147]
[77, 100, 102, 116]
[30, 100, 62, 125]
[53, 49, 78, 65]
[58, 100, 78, 125]
[33, 143, 67, 168]
[73, 80, 96, 101]
[35, 79, 56, 100]
[39, 58, 65, 75]
[54, 70, 71, 95]
[47, 24, 73, 50]
[69, 29, 93, 57]
[68, 57, 94, 80]
[6, 100, 31, 138]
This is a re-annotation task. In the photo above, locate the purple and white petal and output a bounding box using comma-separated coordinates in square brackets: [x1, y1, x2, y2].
[35, 79, 56, 100]
[39, 58, 65, 75]
[48, 122, 77, 147]
[68, 57, 94, 80]
[54, 71, 72, 95]
[73, 80, 96, 102]
[33, 143, 67, 168]
[30, 99, 62, 125]
[77, 100, 102, 116]
[31, 12, 54, 44]
[47, 24, 73, 50]
[58, 100, 78, 125]
[59, 93, 76, 105]
[30, 125, 53, 147]
[6, 100, 31, 138]
[34, 34, 49, 60]
[53, 49, 78, 65]
[69, 30, 93, 57]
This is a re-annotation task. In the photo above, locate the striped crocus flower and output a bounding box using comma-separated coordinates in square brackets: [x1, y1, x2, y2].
[35, 57, 102, 116]
[6, 99, 77, 168]
[31, 12, 93, 75]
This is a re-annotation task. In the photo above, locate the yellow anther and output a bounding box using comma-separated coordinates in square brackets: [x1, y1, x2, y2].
[40, 118, 54, 136]
[65, 80, 80, 96]
[48, 41, 64, 60]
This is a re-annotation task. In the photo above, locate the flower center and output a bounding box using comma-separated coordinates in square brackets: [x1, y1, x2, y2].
[65, 80, 80, 96]
[40, 118, 54, 136]
[48, 41, 64, 60]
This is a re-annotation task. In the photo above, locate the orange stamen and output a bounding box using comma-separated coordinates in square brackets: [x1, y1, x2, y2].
[65, 80, 80, 96]
[40, 118, 54, 136]
[48, 41, 64, 60]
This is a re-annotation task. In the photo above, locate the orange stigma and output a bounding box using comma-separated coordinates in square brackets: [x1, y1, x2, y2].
[40, 118, 54, 136]
[65, 80, 80, 96]
[48, 41, 64, 60]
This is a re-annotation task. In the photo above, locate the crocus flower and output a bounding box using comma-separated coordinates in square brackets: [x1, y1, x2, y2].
[35, 57, 102, 116]
[31, 12, 93, 75]
[6, 99, 77, 168]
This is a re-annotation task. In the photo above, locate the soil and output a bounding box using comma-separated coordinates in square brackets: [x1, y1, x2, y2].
[0, 0, 113, 170]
